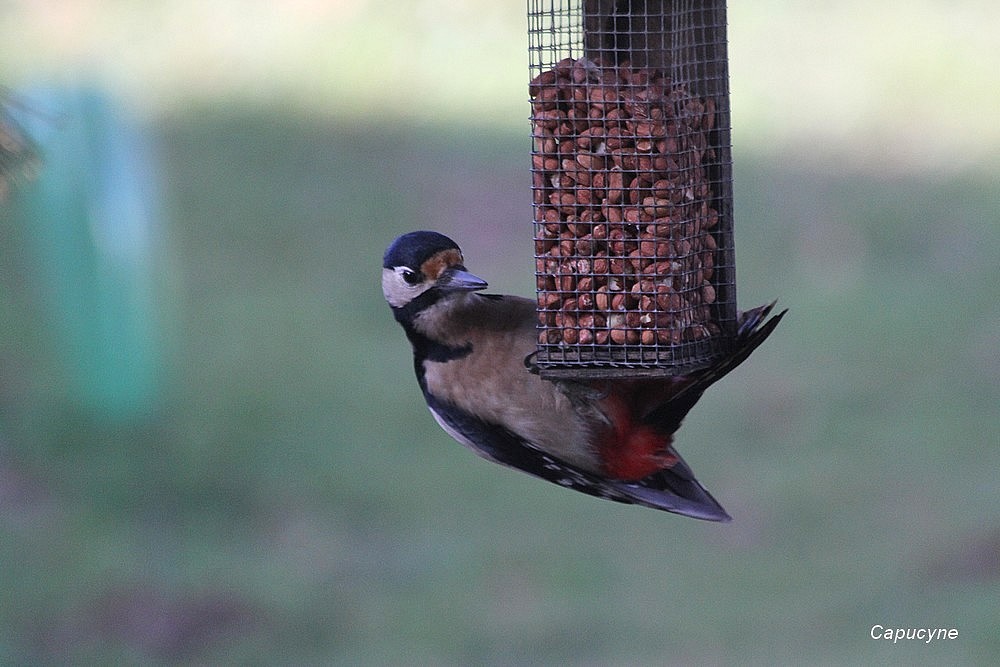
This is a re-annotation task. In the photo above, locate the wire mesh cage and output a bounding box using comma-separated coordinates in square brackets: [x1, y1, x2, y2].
[529, 0, 737, 378]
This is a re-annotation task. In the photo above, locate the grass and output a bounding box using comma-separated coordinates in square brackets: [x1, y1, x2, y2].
[1, 109, 998, 664]
[1, 1, 999, 663]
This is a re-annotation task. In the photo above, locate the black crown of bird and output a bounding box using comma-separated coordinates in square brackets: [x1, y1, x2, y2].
[382, 230, 785, 521]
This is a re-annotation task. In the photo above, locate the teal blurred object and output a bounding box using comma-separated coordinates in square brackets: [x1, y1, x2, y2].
[5, 87, 164, 422]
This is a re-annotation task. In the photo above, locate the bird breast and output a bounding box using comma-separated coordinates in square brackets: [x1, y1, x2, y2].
[417, 293, 601, 472]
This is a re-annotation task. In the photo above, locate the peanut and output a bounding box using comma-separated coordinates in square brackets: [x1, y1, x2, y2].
[530, 57, 727, 355]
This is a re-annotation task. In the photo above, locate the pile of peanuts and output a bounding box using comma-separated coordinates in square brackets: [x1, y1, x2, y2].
[531, 57, 724, 351]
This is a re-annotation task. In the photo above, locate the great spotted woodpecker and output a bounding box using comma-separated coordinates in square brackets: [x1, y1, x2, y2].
[382, 230, 784, 521]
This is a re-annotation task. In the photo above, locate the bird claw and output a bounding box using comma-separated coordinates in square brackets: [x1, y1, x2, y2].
[523, 351, 541, 374]
[553, 380, 614, 427]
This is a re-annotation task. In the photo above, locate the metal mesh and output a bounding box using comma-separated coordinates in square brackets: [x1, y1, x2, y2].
[529, 0, 737, 378]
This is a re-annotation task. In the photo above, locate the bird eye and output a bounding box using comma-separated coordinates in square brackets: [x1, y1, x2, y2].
[400, 268, 420, 285]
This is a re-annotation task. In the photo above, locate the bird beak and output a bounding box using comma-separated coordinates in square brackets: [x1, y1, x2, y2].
[438, 267, 488, 292]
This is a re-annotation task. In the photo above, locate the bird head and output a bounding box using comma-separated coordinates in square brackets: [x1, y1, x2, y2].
[382, 231, 488, 310]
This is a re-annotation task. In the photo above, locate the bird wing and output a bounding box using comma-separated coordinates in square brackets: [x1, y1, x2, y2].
[427, 394, 730, 521]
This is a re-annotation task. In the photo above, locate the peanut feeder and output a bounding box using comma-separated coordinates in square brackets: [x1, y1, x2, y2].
[530, 0, 738, 378]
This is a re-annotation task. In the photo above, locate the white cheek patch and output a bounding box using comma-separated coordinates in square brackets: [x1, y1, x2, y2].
[382, 267, 428, 308]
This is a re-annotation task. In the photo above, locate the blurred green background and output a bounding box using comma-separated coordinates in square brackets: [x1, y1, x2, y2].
[2, 1, 998, 664]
